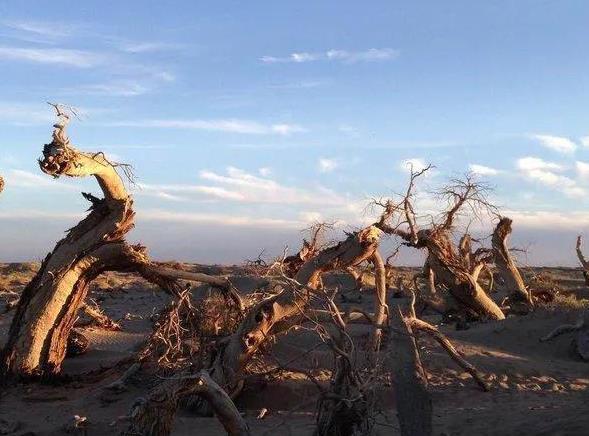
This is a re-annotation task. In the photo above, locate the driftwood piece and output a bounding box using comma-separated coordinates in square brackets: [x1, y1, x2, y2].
[126, 371, 250, 436]
[389, 307, 432, 436]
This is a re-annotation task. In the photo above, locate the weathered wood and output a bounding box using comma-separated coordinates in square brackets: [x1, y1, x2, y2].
[576, 236, 589, 286]
[127, 371, 250, 436]
[369, 250, 388, 351]
[492, 217, 532, 305]
[209, 226, 381, 394]
[389, 307, 432, 436]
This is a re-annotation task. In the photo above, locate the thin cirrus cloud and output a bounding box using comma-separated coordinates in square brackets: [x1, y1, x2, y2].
[109, 119, 306, 135]
[0, 46, 106, 68]
[137, 166, 348, 207]
[261, 48, 399, 64]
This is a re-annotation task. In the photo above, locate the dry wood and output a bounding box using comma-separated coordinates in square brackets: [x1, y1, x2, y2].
[576, 236, 589, 286]
[369, 250, 388, 352]
[209, 226, 381, 395]
[406, 317, 490, 391]
[375, 168, 505, 321]
[126, 371, 250, 436]
[540, 311, 589, 361]
[492, 217, 533, 305]
[389, 306, 432, 436]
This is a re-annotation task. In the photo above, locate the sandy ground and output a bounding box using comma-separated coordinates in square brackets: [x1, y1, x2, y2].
[0, 264, 588, 435]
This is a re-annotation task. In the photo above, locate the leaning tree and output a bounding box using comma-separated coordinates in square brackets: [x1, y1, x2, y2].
[0, 105, 236, 379]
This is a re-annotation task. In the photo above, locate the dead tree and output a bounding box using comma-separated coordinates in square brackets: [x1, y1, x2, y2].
[209, 226, 382, 394]
[492, 217, 533, 305]
[576, 236, 589, 286]
[0, 106, 238, 379]
[125, 371, 250, 436]
[280, 222, 331, 277]
[375, 168, 505, 321]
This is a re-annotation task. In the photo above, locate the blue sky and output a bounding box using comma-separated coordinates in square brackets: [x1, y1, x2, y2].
[0, 1, 588, 265]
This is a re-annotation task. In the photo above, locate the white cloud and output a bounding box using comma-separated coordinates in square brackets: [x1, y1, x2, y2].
[65, 81, 149, 97]
[517, 157, 584, 198]
[258, 167, 272, 177]
[516, 157, 563, 171]
[138, 209, 301, 228]
[1, 20, 77, 43]
[576, 161, 589, 180]
[261, 48, 399, 64]
[318, 158, 338, 173]
[581, 136, 589, 148]
[0, 46, 105, 67]
[4, 169, 78, 190]
[469, 164, 500, 176]
[119, 42, 179, 53]
[138, 167, 348, 207]
[110, 119, 306, 135]
[399, 158, 427, 173]
[530, 134, 577, 154]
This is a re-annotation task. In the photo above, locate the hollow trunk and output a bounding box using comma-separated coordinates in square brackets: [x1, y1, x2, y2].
[209, 226, 381, 393]
[492, 217, 532, 305]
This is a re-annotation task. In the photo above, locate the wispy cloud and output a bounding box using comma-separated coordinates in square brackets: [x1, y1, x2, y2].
[1, 19, 78, 44]
[530, 134, 577, 154]
[581, 136, 589, 148]
[576, 161, 589, 180]
[261, 48, 399, 64]
[139, 209, 301, 228]
[318, 158, 338, 173]
[469, 163, 500, 176]
[399, 158, 428, 173]
[137, 166, 348, 207]
[110, 119, 306, 135]
[119, 42, 181, 54]
[516, 156, 584, 198]
[63, 81, 150, 97]
[0, 46, 105, 67]
[4, 169, 78, 190]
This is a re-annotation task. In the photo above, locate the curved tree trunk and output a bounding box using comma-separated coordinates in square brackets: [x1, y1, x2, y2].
[209, 226, 381, 393]
[492, 217, 532, 305]
[1, 131, 137, 378]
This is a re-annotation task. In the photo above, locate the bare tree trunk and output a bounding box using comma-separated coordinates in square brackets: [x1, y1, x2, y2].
[1, 129, 138, 378]
[209, 226, 381, 393]
[425, 231, 505, 320]
[492, 217, 532, 305]
[389, 307, 432, 436]
[369, 250, 388, 352]
[576, 236, 589, 287]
